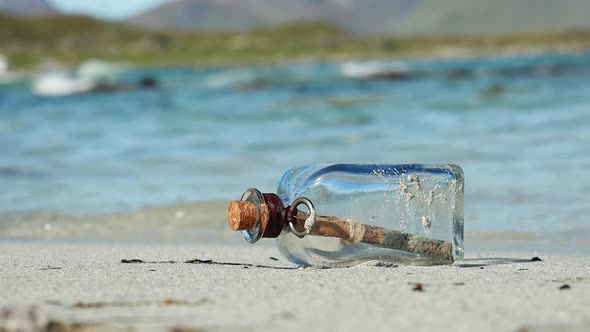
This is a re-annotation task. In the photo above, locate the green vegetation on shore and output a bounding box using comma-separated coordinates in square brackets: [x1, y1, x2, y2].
[2, 12, 590, 70]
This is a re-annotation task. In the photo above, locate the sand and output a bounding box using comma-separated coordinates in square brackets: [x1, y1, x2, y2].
[1, 240, 589, 332]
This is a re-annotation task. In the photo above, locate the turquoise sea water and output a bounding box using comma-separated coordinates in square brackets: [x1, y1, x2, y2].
[1, 52, 589, 250]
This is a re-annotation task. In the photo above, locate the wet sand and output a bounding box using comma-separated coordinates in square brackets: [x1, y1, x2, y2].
[1, 241, 589, 332]
[0, 201, 229, 242]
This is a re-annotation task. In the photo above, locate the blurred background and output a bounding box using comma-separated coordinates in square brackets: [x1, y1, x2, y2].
[0, 0, 589, 253]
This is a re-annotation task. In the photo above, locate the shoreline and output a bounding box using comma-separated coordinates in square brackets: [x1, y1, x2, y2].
[10, 45, 590, 74]
[1, 201, 589, 254]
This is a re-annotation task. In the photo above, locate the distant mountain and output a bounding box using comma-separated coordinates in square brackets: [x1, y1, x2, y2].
[129, 0, 416, 33]
[0, 0, 56, 16]
[129, 0, 590, 35]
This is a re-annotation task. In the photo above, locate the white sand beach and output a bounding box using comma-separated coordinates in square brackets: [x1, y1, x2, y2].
[1, 240, 588, 332]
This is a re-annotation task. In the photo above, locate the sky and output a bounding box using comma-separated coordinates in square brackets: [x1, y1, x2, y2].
[49, 0, 169, 20]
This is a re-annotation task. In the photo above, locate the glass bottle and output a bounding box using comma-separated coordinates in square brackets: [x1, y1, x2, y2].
[228, 163, 464, 267]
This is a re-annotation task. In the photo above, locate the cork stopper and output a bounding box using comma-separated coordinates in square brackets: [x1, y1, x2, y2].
[228, 200, 259, 231]
[227, 190, 284, 242]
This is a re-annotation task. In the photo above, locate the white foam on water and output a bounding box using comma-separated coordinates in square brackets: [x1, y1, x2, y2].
[0, 54, 23, 84]
[77, 59, 124, 81]
[32, 59, 125, 97]
[32, 72, 94, 97]
[0, 54, 7, 75]
[340, 60, 408, 78]
[203, 69, 256, 88]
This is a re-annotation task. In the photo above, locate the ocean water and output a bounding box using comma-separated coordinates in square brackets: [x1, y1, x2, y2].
[1, 52, 589, 251]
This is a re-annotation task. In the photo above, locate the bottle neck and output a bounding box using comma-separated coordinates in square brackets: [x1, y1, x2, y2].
[259, 193, 285, 238]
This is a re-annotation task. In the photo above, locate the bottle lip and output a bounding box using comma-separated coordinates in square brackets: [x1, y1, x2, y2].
[240, 188, 265, 243]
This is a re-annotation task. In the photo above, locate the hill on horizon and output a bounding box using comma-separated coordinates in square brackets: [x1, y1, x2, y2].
[0, 0, 56, 16]
[129, 0, 590, 36]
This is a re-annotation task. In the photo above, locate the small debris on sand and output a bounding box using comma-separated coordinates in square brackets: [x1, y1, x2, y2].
[121, 259, 176, 264]
[121, 259, 144, 263]
[412, 283, 424, 292]
[171, 327, 207, 332]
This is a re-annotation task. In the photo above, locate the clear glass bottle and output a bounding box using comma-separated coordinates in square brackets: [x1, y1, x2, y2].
[228, 163, 464, 267]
